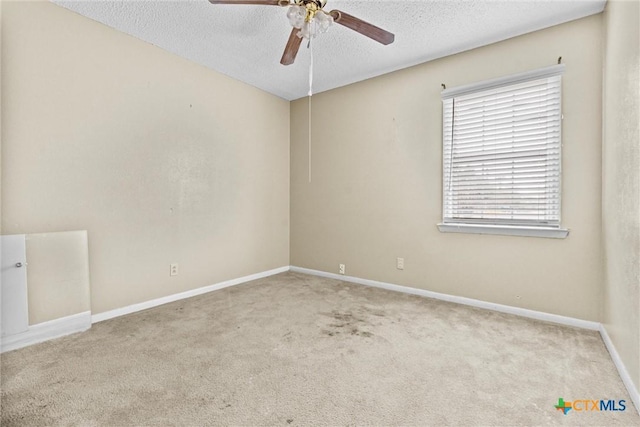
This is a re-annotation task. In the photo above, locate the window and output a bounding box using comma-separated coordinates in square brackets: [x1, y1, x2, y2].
[438, 65, 568, 238]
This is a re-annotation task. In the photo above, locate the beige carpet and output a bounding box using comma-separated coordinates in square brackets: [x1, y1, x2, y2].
[1, 272, 638, 426]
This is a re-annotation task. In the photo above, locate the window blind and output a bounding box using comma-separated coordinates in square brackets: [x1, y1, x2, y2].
[442, 70, 563, 227]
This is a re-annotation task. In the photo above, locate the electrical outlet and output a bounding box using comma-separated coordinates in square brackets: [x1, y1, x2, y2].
[170, 263, 179, 276]
[397, 257, 404, 270]
[339, 264, 345, 275]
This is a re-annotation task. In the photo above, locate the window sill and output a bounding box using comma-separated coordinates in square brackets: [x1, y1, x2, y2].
[437, 223, 569, 239]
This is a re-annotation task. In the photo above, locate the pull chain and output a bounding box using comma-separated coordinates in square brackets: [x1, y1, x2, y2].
[308, 38, 313, 183]
[308, 38, 313, 97]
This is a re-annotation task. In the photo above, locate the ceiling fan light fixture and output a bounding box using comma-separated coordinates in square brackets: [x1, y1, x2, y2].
[314, 11, 333, 34]
[286, 5, 306, 29]
[287, 5, 333, 40]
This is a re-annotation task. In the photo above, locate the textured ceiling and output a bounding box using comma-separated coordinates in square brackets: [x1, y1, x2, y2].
[51, 0, 606, 100]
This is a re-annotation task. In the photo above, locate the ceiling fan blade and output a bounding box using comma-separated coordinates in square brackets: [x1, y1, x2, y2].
[208, 0, 285, 5]
[328, 10, 394, 45]
[280, 28, 303, 65]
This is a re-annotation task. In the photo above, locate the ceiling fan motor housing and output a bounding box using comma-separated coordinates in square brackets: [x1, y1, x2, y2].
[298, 0, 327, 9]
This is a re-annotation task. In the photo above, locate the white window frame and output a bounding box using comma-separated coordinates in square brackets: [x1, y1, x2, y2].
[437, 65, 569, 239]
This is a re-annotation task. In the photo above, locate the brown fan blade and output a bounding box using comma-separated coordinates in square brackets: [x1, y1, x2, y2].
[280, 28, 303, 65]
[208, 0, 285, 5]
[329, 10, 394, 45]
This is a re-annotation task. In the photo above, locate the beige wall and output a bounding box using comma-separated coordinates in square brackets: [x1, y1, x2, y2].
[25, 231, 91, 324]
[291, 15, 603, 321]
[602, 0, 640, 393]
[1, 0, 290, 316]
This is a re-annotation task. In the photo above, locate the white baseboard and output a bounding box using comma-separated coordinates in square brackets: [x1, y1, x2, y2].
[91, 266, 290, 323]
[1, 266, 290, 352]
[599, 324, 640, 415]
[1, 311, 92, 353]
[290, 266, 600, 330]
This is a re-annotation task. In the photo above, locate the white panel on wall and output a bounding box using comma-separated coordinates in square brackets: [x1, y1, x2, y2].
[1, 235, 29, 337]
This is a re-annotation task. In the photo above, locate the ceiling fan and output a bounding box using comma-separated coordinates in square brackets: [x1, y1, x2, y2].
[208, 0, 395, 65]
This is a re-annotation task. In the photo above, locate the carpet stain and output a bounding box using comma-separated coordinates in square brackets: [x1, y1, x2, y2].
[318, 311, 372, 338]
[326, 311, 367, 324]
[352, 329, 373, 338]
